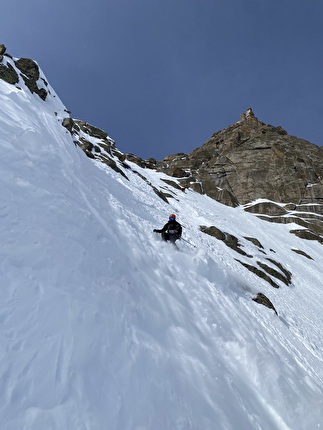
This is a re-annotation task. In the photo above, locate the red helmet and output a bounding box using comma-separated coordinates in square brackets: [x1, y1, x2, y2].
[169, 213, 176, 220]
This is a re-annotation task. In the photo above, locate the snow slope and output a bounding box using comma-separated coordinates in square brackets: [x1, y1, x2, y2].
[1, 61, 323, 430]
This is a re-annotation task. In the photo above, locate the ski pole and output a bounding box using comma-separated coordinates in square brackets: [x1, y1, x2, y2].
[180, 237, 196, 248]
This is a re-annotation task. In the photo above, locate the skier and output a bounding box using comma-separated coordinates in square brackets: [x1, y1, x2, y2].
[153, 213, 182, 243]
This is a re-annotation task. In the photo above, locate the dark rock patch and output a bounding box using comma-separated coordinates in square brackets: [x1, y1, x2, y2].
[161, 179, 183, 190]
[244, 237, 264, 249]
[132, 171, 169, 203]
[236, 260, 280, 288]
[14, 58, 48, 100]
[291, 249, 314, 260]
[200, 226, 252, 257]
[290, 229, 323, 243]
[244, 202, 287, 216]
[252, 293, 278, 315]
[265, 258, 292, 285]
[0, 63, 19, 84]
[257, 261, 291, 286]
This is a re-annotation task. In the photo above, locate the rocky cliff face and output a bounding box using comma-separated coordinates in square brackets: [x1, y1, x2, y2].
[157, 108, 323, 207]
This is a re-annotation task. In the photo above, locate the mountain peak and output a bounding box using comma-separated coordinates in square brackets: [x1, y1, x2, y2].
[157, 111, 323, 204]
[240, 106, 257, 121]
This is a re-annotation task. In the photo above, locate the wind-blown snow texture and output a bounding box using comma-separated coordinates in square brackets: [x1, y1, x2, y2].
[1, 61, 323, 430]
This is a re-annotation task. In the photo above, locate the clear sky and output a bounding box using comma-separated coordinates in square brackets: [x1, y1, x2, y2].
[1, 0, 322, 159]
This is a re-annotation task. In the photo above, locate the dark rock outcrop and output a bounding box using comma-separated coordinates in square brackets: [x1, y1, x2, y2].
[0, 43, 6, 62]
[62, 117, 160, 173]
[0, 45, 48, 100]
[62, 117, 173, 203]
[200, 225, 251, 257]
[62, 118, 129, 178]
[15, 58, 48, 100]
[291, 249, 313, 260]
[252, 293, 278, 315]
[0, 62, 19, 84]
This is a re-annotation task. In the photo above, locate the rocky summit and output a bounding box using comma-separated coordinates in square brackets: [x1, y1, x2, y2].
[157, 108, 323, 208]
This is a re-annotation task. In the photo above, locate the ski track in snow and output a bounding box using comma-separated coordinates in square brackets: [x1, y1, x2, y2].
[1, 70, 323, 430]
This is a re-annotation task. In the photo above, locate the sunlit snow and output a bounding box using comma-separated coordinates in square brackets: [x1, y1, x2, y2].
[1, 60, 323, 430]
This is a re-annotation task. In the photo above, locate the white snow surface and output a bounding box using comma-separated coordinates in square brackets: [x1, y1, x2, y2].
[1, 66, 323, 430]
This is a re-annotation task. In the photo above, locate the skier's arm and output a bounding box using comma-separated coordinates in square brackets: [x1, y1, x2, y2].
[177, 224, 182, 236]
[153, 222, 169, 233]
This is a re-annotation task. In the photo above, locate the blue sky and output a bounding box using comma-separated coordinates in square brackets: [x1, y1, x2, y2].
[2, 0, 323, 159]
